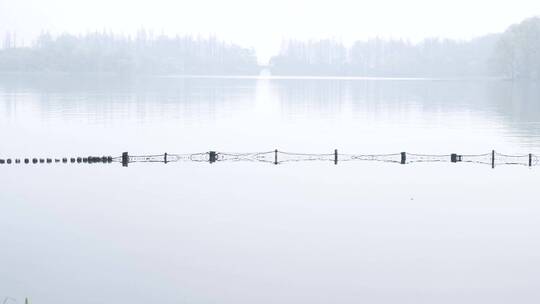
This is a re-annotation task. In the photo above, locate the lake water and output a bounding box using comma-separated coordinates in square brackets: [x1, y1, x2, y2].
[1, 75, 540, 304]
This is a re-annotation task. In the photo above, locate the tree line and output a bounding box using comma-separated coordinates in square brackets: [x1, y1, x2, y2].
[270, 17, 540, 79]
[270, 36, 499, 77]
[0, 30, 259, 75]
[0, 17, 539, 78]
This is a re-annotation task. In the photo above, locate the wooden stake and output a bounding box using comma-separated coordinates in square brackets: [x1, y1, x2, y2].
[209, 151, 217, 163]
[122, 152, 129, 167]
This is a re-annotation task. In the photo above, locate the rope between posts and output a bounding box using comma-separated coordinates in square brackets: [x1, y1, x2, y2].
[1, 150, 539, 168]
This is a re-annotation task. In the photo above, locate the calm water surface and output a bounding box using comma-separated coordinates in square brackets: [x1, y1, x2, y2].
[1, 75, 540, 304]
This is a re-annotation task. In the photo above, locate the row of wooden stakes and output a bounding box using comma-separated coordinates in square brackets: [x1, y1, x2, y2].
[0, 156, 114, 165]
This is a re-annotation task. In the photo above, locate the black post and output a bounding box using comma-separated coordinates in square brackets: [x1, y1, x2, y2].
[491, 150, 495, 169]
[451, 154, 457, 163]
[274, 149, 278, 165]
[529, 153, 533, 167]
[401, 152, 406, 165]
[209, 151, 217, 164]
[334, 149, 338, 165]
[122, 152, 129, 167]
[164, 153, 168, 164]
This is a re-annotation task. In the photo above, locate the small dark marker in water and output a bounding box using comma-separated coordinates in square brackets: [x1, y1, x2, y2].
[122, 152, 129, 167]
[62, 158, 67, 163]
[209, 151, 217, 164]
[46, 159, 52, 163]
[32, 158, 38, 164]
[77, 157, 82, 163]
[7, 159, 12, 164]
[39, 159, 45, 163]
[71, 158, 76, 163]
[15, 159, 20, 164]
[25, 159, 29, 164]
[0, 159, 5, 164]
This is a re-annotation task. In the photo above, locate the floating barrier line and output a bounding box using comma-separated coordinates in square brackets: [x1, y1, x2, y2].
[1, 150, 539, 168]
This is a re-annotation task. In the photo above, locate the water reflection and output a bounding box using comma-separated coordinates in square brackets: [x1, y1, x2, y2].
[1, 74, 540, 152]
[273, 78, 540, 148]
[0, 74, 258, 124]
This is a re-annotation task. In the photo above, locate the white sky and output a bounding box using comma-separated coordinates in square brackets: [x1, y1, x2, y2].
[1, 0, 539, 62]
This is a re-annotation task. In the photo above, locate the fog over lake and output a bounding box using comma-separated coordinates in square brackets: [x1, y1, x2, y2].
[1, 75, 540, 304]
[2, 0, 540, 302]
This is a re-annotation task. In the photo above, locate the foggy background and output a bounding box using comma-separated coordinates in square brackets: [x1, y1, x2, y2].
[3, 1, 540, 304]
[1, 0, 540, 63]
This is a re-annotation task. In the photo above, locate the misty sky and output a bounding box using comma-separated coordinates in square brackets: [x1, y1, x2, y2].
[1, 0, 539, 62]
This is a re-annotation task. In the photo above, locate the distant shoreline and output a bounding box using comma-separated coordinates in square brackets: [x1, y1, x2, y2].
[0, 72, 512, 82]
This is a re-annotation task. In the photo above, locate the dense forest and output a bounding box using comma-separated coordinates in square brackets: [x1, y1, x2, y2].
[270, 36, 499, 77]
[0, 30, 259, 75]
[0, 17, 539, 78]
[270, 17, 540, 79]
[494, 17, 540, 79]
